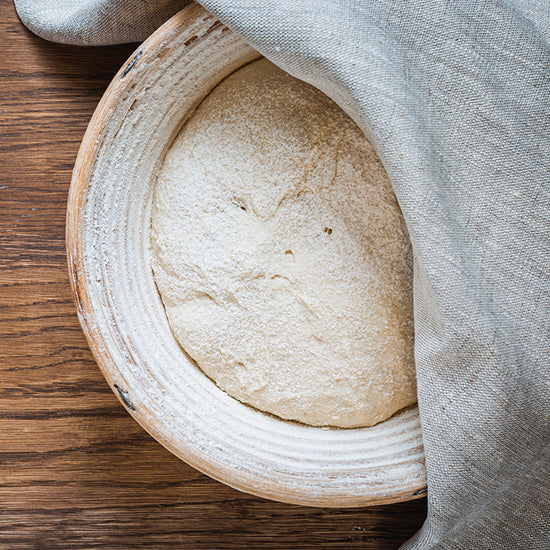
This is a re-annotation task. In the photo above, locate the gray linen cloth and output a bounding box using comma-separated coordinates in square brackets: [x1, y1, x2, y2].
[14, 0, 550, 548]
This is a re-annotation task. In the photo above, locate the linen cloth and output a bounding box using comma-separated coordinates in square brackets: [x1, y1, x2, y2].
[14, 0, 550, 548]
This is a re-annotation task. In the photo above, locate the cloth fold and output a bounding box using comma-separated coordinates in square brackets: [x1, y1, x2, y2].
[14, 0, 550, 548]
[14, 0, 188, 45]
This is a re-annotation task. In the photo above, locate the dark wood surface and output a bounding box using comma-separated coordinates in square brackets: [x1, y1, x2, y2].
[0, 1, 427, 547]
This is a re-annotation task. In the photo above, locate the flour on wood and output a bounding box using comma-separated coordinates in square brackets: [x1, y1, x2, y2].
[151, 59, 416, 428]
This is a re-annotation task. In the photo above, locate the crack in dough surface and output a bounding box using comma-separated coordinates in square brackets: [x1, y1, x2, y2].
[151, 58, 416, 428]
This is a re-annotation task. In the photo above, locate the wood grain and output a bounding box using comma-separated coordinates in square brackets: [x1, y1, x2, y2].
[0, 0, 427, 547]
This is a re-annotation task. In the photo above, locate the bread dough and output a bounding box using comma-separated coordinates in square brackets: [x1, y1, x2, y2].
[151, 59, 416, 428]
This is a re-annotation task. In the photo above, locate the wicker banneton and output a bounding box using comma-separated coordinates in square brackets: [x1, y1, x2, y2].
[67, 3, 426, 507]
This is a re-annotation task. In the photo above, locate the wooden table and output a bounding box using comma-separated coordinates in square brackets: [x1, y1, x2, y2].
[0, 1, 427, 547]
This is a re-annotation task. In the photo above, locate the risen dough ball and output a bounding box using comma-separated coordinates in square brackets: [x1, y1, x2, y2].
[151, 59, 416, 428]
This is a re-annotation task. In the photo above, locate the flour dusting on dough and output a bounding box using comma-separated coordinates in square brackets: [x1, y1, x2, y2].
[151, 59, 416, 428]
